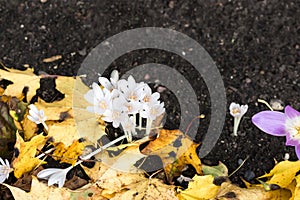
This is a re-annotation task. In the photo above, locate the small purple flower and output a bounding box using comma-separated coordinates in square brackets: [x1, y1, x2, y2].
[252, 106, 300, 159]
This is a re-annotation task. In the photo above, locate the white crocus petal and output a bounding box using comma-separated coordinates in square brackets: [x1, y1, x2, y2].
[27, 104, 48, 130]
[118, 76, 145, 102]
[0, 157, 11, 184]
[124, 101, 143, 115]
[99, 77, 113, 91]
[98, 70, 120, 91]
[37, 166, 72, 188]
[110, 70, 119, 88]
[29, 104, 39, 114]
[229, 102, 248, 136]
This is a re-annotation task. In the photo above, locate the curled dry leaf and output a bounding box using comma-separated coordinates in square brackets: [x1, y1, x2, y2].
[141, 129, 202, 182]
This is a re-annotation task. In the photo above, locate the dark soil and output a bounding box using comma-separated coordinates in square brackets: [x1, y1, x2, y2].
[0, 0, 300, 196]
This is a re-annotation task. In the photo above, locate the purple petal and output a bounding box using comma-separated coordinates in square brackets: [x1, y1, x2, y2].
[285, 106, 300, 119]
[285, 134, 299, 146]
[295, 145, 300, 160]
[252, 111, 286, 136]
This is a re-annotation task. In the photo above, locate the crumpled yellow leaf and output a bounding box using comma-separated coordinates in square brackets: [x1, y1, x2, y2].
[215, 181, 291, 200]
[141, 129, 202, 182]
[83, 161, 146, 198]
[0, 67, 40, 101]
[99, 145, 147, 173]
[83, 161, 177, 200]
[111, 178, 178, 200]
[52, 139, 84, 165]
[259, 160, 300, 188]
[178, 175, 219, 200]
[12, 133, 47, 178]
[3, 177, 70, 200]
[4, 176, 106, 200]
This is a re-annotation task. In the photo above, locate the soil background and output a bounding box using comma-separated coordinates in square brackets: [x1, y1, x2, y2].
[0, 0, 300, 198]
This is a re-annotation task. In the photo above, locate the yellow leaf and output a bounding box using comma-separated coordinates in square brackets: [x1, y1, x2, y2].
[111, 178, 177, 200]
[52, 140, 84, 165]
[294, 175, 300, 199]
[4, 177, 69, 200]
[0, 67, 40, 101]
[22, 113, 39, 140]
[178, 175, 219, 200]
[99, 145, 147, 173]
[47, 116, 105, 146]
[12, 133, 47, 178]
[259, 160, 300, 188]
[35, 76, 106, 146]
[215, 182, 275, 200]
[141, 129, 202, 182]
[242, 179, 292, 200]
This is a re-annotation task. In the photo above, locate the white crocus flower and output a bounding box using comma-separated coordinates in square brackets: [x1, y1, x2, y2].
[102, 97, 127, 128]
[98, 70, 119, 91]
[84, 83, 112, 115]
[0, 157, 11, 184]
[229, 102, 248, 136]
[141, 101, 165, 135]
[27, 104, 48, 131]
[37, 166, 72, 188]
[141, 101, 165, 121]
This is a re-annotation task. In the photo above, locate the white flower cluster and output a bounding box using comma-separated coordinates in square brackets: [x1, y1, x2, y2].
[84, 70, 165, 141]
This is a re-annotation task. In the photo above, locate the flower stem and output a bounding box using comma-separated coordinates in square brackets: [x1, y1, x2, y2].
[42, 121, 48, 131]
[145, 118, 152, 136]
[77, 134, 127, 166]
[138, 112, 142, 130]
[233, 117, 242, 136]
[36, 148, 55, 159]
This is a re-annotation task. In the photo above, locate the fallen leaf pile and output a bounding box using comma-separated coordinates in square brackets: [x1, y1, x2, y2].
[2, 67, 300, 200]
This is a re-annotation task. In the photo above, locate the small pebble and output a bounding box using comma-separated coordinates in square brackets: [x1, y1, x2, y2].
[284, 153, 290, 160]
[237, 158, 243, 165]
[270, 99, 284, 111]
[244, 170, 255, 181]
[245, 78, 251, 83]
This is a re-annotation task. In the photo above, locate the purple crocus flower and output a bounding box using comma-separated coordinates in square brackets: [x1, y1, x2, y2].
[252, 106, 300, 159]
